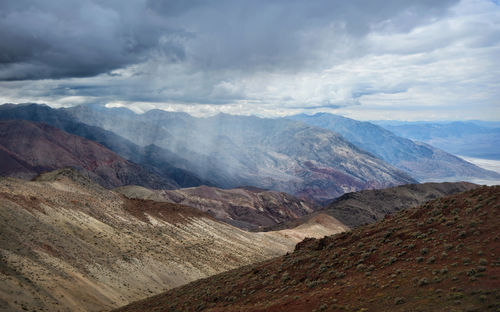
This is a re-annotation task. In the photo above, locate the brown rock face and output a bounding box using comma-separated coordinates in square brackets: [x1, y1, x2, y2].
[115, 185, 500, 312]
[116, 184, 319, 230]
[0, 120, 178, 189]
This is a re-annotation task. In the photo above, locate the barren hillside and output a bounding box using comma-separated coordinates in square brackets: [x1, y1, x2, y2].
[116, 186, 500, 312]
[0, 169, 300, 312]
[116, 185, 319, 230]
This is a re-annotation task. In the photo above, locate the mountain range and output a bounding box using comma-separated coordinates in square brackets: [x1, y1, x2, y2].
[2, 103, 497, 202]
[1, 102, 499, 312]
[0, 120, 179, 189]
[65, 105, 419, 201]
[0, 103, 420, 202]
[290, 113, 500, 181]
[0, 103, 208, 188]
[375, 120, 500, 160]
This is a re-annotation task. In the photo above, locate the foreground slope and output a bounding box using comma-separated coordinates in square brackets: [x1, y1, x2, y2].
[0, 119, 179, 189]
[0, 169, 296, 312]
[116, 185, 318, 230]
[290, 113, 500, 182]
[116, 185, 500, 312]
[66, 105, 416, 201]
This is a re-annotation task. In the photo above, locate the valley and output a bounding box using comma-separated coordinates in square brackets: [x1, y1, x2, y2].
[0, 104, 497, 312]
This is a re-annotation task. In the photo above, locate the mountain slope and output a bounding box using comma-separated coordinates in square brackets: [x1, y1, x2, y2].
[323, 181, 478, 228]
[115, 185, 500, 312]
[116, 185, 319, 230]
[289, 113, 500, 181]
[65, 105, 416, 201]
[263, 182, 478, 232]
[376, 121, 500, 160]
[0, 120, 177, 189]
[0, 103, 207, 188]
[0, 169, 296, 312]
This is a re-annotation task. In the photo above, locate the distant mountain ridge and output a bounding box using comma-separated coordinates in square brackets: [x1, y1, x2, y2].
[289, 113, 500, 181]
[0, 103, 208, 188]
[0, 120, 179, 189]
[64, 104, 416, 201]
[375, 120, 500, 160]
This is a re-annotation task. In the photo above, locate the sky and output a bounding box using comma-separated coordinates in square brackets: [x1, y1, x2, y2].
[0, 0, 499, 120]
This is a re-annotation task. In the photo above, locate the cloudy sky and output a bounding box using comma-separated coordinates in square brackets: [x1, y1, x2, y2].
[0, 0, 499, 120]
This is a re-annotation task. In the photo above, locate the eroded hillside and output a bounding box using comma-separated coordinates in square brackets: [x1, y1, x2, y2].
[0, 169, 300, 312]
[116, 185, 319, 230]
[116, 186, 500, 312]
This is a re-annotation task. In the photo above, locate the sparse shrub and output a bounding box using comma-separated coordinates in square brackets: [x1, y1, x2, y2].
[421, 248, 429, 255]
[336, 272, 346, 279]
[356, 264, 366, 271]
[394, 297, 405, 305]
[418, 278, 429, 286]
[427, 256, 436, 264]
[281, 272, 290, 283]
[479, 258, 488, 265]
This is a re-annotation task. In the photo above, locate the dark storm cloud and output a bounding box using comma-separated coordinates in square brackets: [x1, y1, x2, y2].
[0, 0, 186, 80]
[0, 0, 458, 80]
[148, 0, 459, 71]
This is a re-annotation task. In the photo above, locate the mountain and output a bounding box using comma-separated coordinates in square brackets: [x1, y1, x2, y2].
[116, 185, 319, 230]
[0, 169, 299, 312]
[115, 185, 500, 312]
[323, 181, 478, 228]
[375, 121, 500, 160]
[65, 105, 416, 201]
[0, 103, 208, 188]
[0, 120, 178, 189]
[289, 113, 500, 182]
[262, 182, 478, 232]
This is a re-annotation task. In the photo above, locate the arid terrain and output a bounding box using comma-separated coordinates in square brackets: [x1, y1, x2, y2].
[116, 185, 318, 230]
[116, 185, 500, 312]
[0, 169, 320, 312]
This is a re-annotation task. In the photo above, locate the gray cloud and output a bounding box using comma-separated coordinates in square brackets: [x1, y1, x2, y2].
[0, 0, 457, 80]
[0, 0, 186, 80]
[0, 0, 498, 121]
